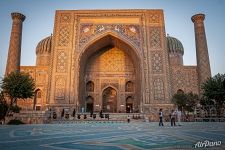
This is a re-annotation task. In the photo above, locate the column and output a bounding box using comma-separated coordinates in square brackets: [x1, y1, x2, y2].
[5, 12, 26, 75]
[191, 13, 211, 93]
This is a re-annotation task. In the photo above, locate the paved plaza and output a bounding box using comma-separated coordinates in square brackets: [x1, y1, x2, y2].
[0, 122, 225, 150]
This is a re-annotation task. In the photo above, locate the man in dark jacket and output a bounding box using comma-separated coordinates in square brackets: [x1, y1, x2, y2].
[159, 108, 164, 126]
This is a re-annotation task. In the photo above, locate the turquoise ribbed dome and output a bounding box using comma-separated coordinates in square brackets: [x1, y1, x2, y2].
[36, 36, 52, 55]
[167, 36, 184, 55]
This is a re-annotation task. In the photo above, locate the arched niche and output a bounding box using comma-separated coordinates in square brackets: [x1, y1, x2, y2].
[102, 87, 117, 113]
[177, 89, 184, 94]
[78, 33, 142, 109]
[34, 89, 42, 111]
[125, 81, 134, 92]
[86, 81, 94, 92]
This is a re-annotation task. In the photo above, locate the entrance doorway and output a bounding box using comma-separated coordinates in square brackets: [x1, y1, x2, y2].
[102, 87, 117, 113]
[126, 96, 133, 113]
[34, 89, 42, 111]
[86, 96, 94, 112]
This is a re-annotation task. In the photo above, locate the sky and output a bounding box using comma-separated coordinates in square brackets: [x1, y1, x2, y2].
[0, 0, 224, 77]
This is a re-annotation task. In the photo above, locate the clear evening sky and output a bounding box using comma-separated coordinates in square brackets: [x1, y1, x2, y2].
[0, 0, 224, 77]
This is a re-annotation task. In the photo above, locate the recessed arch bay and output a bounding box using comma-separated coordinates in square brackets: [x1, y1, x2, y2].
[78, 33, 142, 112]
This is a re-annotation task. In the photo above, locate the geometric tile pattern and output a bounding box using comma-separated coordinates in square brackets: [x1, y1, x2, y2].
[56, 51, 67, 73]
[55, 76, 66, 100]
[79, 24, 140, 49]
[151, 51, 163, 74]
[5, 13, 24, 75]
[192, 14, 211, 93]
[86, 47, 134, 73]
[150, 28, 161, 48]
[6, 34, 20, 73]
[171, 66, 199, 95]
[195, 25, 211, 87]
[58, 26, 70, 46]
[149, 13, 160, 23]
[0, 122, 224, 150]
[153, 78, 164, 100]
[60, 13, 71, 23]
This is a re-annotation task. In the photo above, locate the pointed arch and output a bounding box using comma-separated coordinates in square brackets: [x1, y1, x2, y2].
[102, 86, 117, 113]
[86, 81, 94, 92]
[177, 89, 184, 94]
[77, 33, 142, 110]
[125, 81, 134, 92]
[101, 85, 119, 94]
[79, 31, 142, 62]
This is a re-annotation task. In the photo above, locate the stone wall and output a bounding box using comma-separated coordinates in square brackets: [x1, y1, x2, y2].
[18, 66, 49, 111]
[171, 65, 199, 95]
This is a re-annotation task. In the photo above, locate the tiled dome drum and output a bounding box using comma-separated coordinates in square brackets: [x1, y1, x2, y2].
[36, 36, 52, 66]
[167, 36, 184, 66]
[167, 36, 184, 55]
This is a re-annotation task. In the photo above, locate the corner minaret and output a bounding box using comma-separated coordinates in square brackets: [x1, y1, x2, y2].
[5, 12, 26, 75]
[191, 13, 211, 93]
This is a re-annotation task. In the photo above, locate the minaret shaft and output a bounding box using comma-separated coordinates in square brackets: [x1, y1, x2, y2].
[5, 12, 26, 75]
[192, 14, 211, 93]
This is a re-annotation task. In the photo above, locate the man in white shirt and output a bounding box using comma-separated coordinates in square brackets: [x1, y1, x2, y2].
[177, 109, 182, 126]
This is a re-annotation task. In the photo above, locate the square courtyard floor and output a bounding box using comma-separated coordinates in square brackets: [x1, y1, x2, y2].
[0, 122, 225, 150]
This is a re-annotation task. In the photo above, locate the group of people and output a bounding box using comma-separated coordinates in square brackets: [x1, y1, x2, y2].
[159, 108, 182, 126]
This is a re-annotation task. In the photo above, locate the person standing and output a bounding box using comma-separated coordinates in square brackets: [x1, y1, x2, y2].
[170, 110, 176, 126]
[90, 110, 93, 117]
[127, 115, 130, 123]
[99, 110, 103, 118]
[61, 109, 64, 119]
[72, 109, 76, 118]
[159, 108, 164, 126]
[177, 109, 182, 126]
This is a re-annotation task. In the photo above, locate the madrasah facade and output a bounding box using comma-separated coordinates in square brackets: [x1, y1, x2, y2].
[4, 9, 211, 121]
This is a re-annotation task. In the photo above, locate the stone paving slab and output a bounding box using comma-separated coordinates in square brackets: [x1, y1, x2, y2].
[0, 122, 225, 150]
